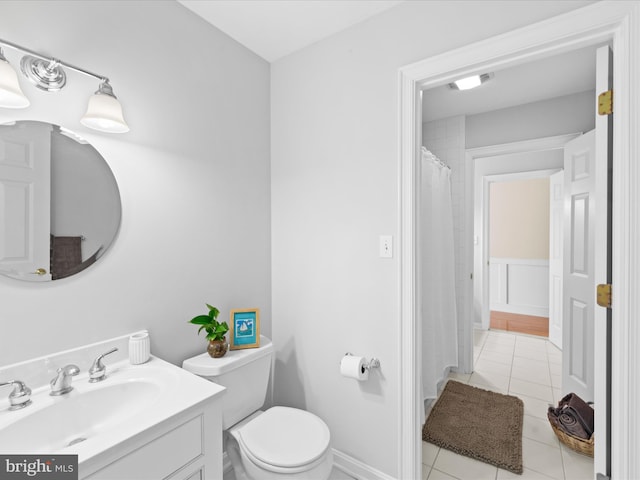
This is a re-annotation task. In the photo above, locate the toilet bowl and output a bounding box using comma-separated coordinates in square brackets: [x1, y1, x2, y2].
[182, 336, 333, 480]
[227, 407, 333, 480]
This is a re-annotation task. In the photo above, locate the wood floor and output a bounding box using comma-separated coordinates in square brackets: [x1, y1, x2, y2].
[490, 310, 549, 337]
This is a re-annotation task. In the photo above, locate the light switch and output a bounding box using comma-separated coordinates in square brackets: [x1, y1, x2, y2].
[379, 235, 393, 258]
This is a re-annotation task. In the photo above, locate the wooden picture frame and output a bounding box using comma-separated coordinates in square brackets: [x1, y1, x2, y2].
[229, 308, 260, 350]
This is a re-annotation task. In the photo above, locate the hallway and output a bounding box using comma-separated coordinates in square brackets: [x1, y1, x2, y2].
[422, 329, 594, 479]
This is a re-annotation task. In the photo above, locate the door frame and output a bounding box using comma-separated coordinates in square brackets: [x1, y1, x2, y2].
[397, 2, 640, 479]
[468, 134, 580, 332]
[479, 167, 562, 331]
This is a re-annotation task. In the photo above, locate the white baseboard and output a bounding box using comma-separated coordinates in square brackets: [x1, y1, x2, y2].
[224, 448, 395, 480]
[332, 449, 396, 480]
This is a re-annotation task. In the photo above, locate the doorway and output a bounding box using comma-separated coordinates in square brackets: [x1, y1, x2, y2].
[421, 72, 601, 479]
[487, 173, 554, 338]
[398, 4, 640, 479]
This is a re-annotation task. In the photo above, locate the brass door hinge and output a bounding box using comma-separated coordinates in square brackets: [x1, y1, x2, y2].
[598, 90, 613, 115]
[597, 283, 612, 308]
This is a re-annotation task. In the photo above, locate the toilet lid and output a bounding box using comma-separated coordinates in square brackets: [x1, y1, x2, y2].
[237, 406, 331, 469]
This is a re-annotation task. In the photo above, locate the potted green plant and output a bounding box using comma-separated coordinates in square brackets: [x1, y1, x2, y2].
[189, 304, 230, 358]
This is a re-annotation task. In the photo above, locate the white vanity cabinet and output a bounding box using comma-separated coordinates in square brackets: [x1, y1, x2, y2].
[0, 333, 226, 480]
[81, 397, 222, 480]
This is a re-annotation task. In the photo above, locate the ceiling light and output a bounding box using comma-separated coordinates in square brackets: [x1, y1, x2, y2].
[453, 75, 481, 90]
[0, 39, 129, 133]
[448, 73, 493, 91]
[0, 48, 30, 108]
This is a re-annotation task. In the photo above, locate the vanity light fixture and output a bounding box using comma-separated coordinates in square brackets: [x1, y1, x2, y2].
[0, 48, 30, 108]
[80, 81, 129, 134]
[0, 39, 129, 133]
[448, 72, 494, 91]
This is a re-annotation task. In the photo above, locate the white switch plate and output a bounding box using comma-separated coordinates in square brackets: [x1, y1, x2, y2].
[379, 235, 393, 258]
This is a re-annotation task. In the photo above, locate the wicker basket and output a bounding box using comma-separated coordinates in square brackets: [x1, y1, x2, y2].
[549, 420, 594, 457]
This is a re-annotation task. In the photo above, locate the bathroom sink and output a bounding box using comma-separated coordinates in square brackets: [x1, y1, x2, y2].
[0, 378, 162, 452]
[0, 356, 225, 462]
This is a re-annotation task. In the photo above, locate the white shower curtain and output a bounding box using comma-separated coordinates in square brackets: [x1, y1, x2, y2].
[420, 147, 459, 409]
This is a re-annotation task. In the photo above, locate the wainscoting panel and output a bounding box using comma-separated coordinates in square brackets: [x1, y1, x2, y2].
[489, 257, 549, 318]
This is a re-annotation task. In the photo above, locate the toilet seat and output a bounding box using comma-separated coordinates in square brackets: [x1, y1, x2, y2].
[235, 406, 331, 474]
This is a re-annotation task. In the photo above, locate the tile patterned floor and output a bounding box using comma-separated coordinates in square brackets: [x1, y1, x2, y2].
[422, 329, 594, 480]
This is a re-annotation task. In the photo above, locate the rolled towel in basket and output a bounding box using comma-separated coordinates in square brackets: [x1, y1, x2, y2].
[548, 393, 594, 439]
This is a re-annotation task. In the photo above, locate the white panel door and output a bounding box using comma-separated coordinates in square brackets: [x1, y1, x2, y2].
[548, 171, 564, 349]
[562, 130, 595, 402]
[0, 122, 52, 280]
[562, 45, 612, 480]
[561, 46, 612, 479]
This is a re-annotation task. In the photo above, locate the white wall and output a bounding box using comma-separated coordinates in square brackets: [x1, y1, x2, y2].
[490, 177, 550, 259]
[466, 90, 595, 148]
[0, 1, 271, 367]
[271, 1, 592, 476]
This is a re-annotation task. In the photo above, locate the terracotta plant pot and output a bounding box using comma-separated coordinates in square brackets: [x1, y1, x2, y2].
[207, 338, 228, 358]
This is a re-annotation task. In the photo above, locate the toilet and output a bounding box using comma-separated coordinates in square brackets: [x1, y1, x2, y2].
[182, 336, 333, 480]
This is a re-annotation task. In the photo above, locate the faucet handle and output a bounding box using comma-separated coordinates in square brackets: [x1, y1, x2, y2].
[89, 347, 118, 383]
[0, 380, 32, 410]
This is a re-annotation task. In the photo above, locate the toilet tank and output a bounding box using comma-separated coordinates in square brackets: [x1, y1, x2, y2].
[182, 335, 273, 429]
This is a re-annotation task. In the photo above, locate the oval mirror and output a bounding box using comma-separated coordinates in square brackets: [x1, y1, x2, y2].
[0, 120, 121, 281]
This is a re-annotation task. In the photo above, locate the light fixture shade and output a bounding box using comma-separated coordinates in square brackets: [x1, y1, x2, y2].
[0, 58, 30, 108]
[454, 75, 482, 90]
[80, 86, 129, 133]
[448, 72, 494, 91]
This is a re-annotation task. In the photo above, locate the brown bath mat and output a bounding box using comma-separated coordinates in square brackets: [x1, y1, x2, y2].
[423, 380, 524, 474]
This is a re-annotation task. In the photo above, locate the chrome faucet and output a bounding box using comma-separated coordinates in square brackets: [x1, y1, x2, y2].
[88, 347, 118, 383]
[50, 364, 80, 396]
[0, 380, 32, 410]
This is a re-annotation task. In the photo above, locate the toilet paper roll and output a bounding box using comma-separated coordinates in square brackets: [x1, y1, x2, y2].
[340, 355, 369, 381]
[129, 332, 150, 365]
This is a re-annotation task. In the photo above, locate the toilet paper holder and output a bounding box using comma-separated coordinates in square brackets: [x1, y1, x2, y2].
[343, 352, 380, 371]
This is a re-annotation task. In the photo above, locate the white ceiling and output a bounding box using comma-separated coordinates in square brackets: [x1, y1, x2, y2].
[422, 45, 599, 122]
[177, 0, 405, 62]
[177, 1, 600, 121]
